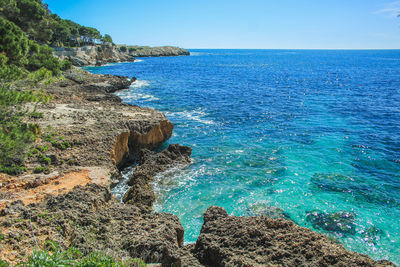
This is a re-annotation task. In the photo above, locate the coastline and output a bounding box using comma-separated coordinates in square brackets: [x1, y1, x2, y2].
[53, 45, 190, 67]
[0, 65, 395, 266]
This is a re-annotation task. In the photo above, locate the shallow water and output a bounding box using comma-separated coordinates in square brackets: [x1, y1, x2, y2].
[85, 49, 400, 264]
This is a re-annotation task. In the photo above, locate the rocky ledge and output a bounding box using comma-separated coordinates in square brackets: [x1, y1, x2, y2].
[0, 67, 173, 212]
[53, 45, 190, 67]
[0, 68, 395, 266]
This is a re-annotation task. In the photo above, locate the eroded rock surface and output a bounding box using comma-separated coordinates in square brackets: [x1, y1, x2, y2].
[0, 68, 173, 210]
[194, 206, 395, 267]
[0, 184, 184, 265]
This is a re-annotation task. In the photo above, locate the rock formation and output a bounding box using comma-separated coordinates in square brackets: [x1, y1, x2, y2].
[0, 68, 395, 266]
[53, 45, 190, 67]
[193, 206, 395, 267]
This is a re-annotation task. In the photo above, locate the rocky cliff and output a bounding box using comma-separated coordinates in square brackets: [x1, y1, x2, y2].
[0, 68, 395, 266]
[53, 45, 190, 67]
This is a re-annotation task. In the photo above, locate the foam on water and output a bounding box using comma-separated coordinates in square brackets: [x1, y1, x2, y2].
[130, 79, 150, 88]
[110, 164, 136, 202]
[164, 109, 216, 125]
[87, 49, 400, 265]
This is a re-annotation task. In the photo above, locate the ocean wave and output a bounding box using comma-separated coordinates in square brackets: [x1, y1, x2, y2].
[119, 92, 159, 102]
[164, 108, 216, 125]
[130, 80, 150, 88]
[134, 59, 144, 62]
[152, 163, 203, 211]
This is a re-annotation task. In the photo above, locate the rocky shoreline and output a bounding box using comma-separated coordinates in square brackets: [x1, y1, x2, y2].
[53, 45, 190, 67]
[0, 68, 395, 266]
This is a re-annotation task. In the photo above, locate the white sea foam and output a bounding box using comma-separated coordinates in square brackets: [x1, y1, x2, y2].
[110, 165, 136, 202]
[134, 59, 144, 62]
[152, 163, 206, 212]
[117, 92, 159, 102]
[164, 108, 216, 125]
[130, 80, 150, 88]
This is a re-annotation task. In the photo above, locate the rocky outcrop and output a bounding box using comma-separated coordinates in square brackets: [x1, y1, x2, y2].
[193, 206, 395, 267]
[53, 45, 190, 67]
[123, 144, 192, 212]
[0, 67, 173, 210]
[129, 46, 190, 57]
[54, 45, 135, 67]
[0, 184, 185, 265]
[0, 68, 395, 266]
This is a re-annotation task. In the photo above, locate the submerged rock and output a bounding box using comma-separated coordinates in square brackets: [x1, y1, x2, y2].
[245, 203, 291, 220]
[306, 210, 357, 236]
[194, 206, 393, 266]
[310, 172, 400, 207]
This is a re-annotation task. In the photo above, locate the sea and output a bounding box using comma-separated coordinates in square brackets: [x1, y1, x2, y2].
[84, 49, 400, 264]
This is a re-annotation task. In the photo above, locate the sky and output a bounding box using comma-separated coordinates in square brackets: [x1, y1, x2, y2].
[44, 0, 400, 49]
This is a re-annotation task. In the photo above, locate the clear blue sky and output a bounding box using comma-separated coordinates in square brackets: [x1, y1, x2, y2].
[44, 0, 400, 49]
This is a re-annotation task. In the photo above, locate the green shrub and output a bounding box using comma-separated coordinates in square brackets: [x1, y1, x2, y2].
[26, 42, 63, 75]
[60, 60, 72, 71]
[0, 54, 26, 82]
[119, 45, 127, 52]
[0, 17, 29, 66]
[16, 241, 146, 267]
[0, 85, 50, 175]
[27, 67, 53, 84]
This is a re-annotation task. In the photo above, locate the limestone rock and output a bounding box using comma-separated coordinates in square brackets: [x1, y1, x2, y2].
[193, 206, 395, 266]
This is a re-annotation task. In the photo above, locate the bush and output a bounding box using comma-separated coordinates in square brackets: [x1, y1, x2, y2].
[26, 42, 63, 75]
[0, 54, 26, 82]
[60, 60, 72, 71]
[16, 241, 147, 267]
[0, 17, 29, 66]
[0, 84, 50, 175]
[119, 45, 127, 52]
[27, 67, 53, 84]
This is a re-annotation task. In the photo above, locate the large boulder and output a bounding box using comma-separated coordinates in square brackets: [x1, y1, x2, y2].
[193, 206, 394, 266]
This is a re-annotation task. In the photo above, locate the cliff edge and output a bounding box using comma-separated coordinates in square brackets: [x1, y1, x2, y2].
[53, 45, 190, 67]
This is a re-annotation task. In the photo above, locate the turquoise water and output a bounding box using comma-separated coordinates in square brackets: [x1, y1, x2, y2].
[85, 49, 400, 264]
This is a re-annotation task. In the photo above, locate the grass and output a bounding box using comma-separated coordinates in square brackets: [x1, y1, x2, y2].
[12, 241, 147, 267]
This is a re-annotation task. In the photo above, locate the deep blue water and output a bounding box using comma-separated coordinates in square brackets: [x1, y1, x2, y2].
[85, 49, 400, 264]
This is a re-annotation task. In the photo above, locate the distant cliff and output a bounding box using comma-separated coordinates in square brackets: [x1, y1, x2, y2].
[53, 45, 190, 66]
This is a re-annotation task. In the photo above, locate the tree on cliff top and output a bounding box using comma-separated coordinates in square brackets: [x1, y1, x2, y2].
[0, 0, 110, 47]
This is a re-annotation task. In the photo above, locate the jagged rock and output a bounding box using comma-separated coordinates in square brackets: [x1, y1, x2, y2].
[0, 184, 184, 265]
[193, 206, 394, 266]
[129, 46, 190, 57]
[306, 210, 357, 236]
[0, 67, 173, 211]
[123, 144, 192, 211]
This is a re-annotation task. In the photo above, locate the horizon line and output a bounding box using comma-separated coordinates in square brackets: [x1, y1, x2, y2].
[185, 47, 400, 50]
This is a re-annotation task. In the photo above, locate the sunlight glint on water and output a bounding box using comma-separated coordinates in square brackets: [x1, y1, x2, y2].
[85, 49, 400, 264]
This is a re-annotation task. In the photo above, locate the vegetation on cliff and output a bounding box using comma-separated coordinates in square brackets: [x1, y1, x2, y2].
[0, 0, 112, 47]
[1, 241, 146, 267]
[0, 0, 113, 175]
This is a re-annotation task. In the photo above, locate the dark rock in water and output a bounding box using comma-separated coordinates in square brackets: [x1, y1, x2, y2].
[123, 144, 192, 211]
[194, 206, 393, 266]
[310, 172, 400, 208]
[245, 203, 291, 220]
[311, 173, 356, 193]
[361, 226, 384, 245]
[306, 210, 357, 236]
